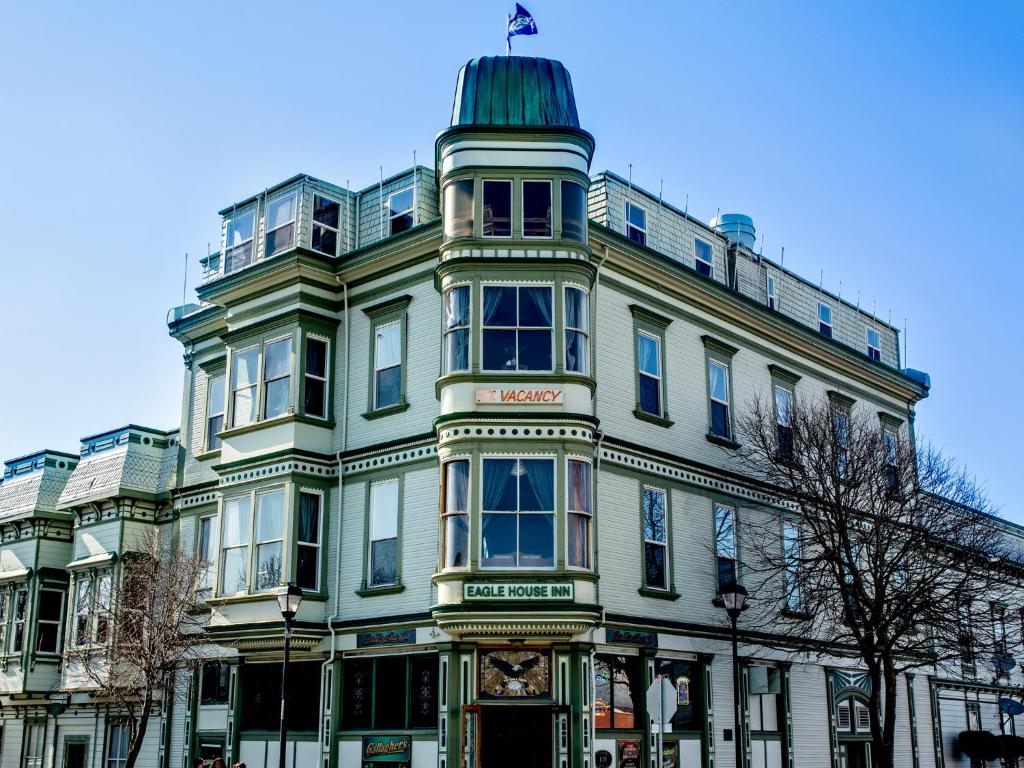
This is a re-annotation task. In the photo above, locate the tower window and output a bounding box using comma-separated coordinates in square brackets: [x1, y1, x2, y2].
[443, 180, 474, 240]
[483, 180, 513, 238]
[561, 180, 587, 242]
[522, 180, 552, 237]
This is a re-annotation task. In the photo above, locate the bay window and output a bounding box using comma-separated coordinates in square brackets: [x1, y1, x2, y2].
[368, 480, 400, 587]
[567, 459, 591, 568]
[522, 180, 552, 237]
[94, 572, 112, 644]
[642, 487, 668, 589]
[388, 188, 414, 235]
[373, 322, 402, 409]
[206, 374, 225, 450]
[254, 490, 285, 591]
[0, 592, 7, 649]
[561, 180, 586, 242]
[11, 587, 27, 652]
[296, 492, 322, 591]
[198, 515, 215, 593]
[443, 460, 470, 569]
[262, 337, 292, 419]
[224, 208, 255, 274]
[443, 179, 474, 240]
[73, 579, 90, 646]
[303, 336, 328, 419]
[35, 589, 63, 654]
[715, 504, 737, 591]
[265, 192, 297, 258]
[230, 348, 259, 428]
[482, 285, 553, 372]
[311, 194, 340, 256]
[483, 180, 512, 237]
[220, 496, 251, 595]
[443, 286, 470, 373]
[481, 457, 555, 568]
[564, 286, 589, 374]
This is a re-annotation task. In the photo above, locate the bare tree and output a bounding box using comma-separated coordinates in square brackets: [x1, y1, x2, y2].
[734, 394, 1021, 768]
[64, 529, 207, 768]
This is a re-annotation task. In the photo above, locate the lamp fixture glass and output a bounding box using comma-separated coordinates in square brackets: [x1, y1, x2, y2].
[276, 582, 304, 620]
[721, 581, 748, 619]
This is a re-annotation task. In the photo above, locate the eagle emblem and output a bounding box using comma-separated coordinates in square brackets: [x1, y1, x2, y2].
[480, 649, 550, 698]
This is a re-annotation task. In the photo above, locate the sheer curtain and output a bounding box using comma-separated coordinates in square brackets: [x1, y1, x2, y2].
[638, 334, 659, 375]
[520, 459, 554, 510]
[523, 287, 553, 327]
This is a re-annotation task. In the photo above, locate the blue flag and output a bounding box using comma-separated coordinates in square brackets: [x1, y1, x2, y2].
[506, 3, 538, 53]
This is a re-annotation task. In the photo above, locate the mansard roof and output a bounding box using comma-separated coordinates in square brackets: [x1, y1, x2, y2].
[0, 450, 78, 522]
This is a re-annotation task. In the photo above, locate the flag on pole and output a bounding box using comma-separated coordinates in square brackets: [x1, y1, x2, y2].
[506, 3, 538, 54]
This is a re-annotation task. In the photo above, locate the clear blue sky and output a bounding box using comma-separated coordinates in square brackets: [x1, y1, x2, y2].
[1, 2, 1021, 517]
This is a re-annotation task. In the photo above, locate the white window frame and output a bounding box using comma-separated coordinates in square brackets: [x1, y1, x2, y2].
[866, 327, 881, 361]
[0, 590, 8, 650]
[521, 179, 553, 239]
[197, 514, 217, 594]
[222, 206, 256, 275]
[694, 236, 714, 277]
[205, 373, 225, 451]
[766, 273, 777, 310]
[73, 578, 91, 647]
[297, 489, 324, 592]
[636, 329, 663, 416]
[253, 488, 286, 593]
[373, 320, 403, 410]
[566, 457, 593, 570]
[94, 571, 112, 645]
[303, 335, 330, 420]
[564, 285, 590, 375]
[642, 486, 669, 590]
[229, 345, 261, 429]
[106, 721, 131, 768]
[219, 494, 252, 596]
[480, 283, 555, 374]
[442, 284, 472, 374]
[625, 201, 647, 245]
[714, 503, 738, 591]
[707, 359, 732, 440]
[367, 479, 401, 588]
[264, 190, 299, 259]
[387, 187, 415, 236]
[311, 194, 341, 257]
[261, 335, 294, 420]
[23, 721, 46, 768]
[480, 455, 557, 570]
[442, 458, 471, 571]
[35, 588, 64, 655]
[10, 586, 27, 653]
[818, 302, 833, 337]
[482, 179, 513, 239]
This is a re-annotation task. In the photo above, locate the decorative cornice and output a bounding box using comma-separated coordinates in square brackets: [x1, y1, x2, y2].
[629, 303, 673, 329]
[701, 334, 739, 358]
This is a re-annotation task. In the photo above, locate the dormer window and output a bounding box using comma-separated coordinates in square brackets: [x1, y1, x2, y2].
[866, 327, 881, 362]
[766, 274, 777, 310]
[224, 209, 255, 274]
[522, 180, 552, 237]
[625, 202, 647, 246]
[388, 188, 414, 235]
[818, 302, 833, 338]
[312, 195, 341, 256]
[694, 238, 714, 277]
[265, 192, 298, 258]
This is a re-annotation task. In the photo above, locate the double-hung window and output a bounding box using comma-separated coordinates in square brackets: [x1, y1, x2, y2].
[0, 592, 8, 649]
[206, 374, 225, 450]
[303, 337, 328, 419]
[567, 459, 592, 569]
[35, 589, 63, 654]
[220, 496, 251, 595]
[636, 331, 663, 416]
[707, 359, 732, 440]
[992, 603, 1007, 654]
[715, 504, 738, 591]
[774, 384, 794, 458]
[265, 192, 298, 258]
[766, 274, 777, 310]
[373, 322, 402, 409]
[442, 460, 470, 569]
[443, 179, 474, 240]
[443, 286, 470, 373]
[883, 426, 898, 489]
[230, 348, 259, 428]
[94, 572, 112, 644]
[262, 337, 292, 419]
[482, 180, 512, 237]
[296, 492, 322, 591]
[482, 286, 553, 371]
[694, 238, 714, 277]
[481, 458, 555, 569]
[224, 208, 255, 274]
[11, 587, 27, 652]
[818, 302, 833, 338]
[368, 480, 400, 587]
[561, 180, 587, 242]
[832, 405, 850, 478]
[564, 287, 589, 374]
[254, 490, 285, 591]
[106, 722, 130, 768]
[642, 487, 668, 589]
[200, 661, 230, 706]
[388, 188, 414, 235]
[23, 722, 45, 768]
[522, 180, 552, 237]
[311, 194, 341, 256]
[866, 327, 881, 362]
[73, 579, 91, 646]
[782, 521, 803, 611]
[197, 515, 216, 594]
[625, 201, 647, 246]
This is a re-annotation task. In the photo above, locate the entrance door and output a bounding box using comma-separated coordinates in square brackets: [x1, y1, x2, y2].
[481, 706, 552, 768]
[64, 742, 87, 768]
[839, 742, 871, 768]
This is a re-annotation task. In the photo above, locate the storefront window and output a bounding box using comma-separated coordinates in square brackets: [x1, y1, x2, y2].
[594, 654, 642, 729]
[240, 661, 320, 731]
[341, 654, 438, 731]
[654, 658, 702, 730]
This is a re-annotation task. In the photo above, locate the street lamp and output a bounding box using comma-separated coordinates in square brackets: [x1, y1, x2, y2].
[721, 581, 748, 768]
[276, 582, 304, 768]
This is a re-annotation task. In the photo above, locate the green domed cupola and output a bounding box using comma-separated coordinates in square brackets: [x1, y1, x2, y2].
[450, 56, 581, 129]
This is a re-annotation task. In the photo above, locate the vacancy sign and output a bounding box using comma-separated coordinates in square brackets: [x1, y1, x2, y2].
[476, 387, 563, 404]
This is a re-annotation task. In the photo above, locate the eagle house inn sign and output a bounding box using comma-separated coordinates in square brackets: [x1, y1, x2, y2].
[464, 582, 575, 600]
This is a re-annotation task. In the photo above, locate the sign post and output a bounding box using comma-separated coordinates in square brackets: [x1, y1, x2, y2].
[646, 676, 678, 768]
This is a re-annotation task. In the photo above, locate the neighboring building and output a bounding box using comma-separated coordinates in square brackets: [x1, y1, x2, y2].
[0, 55, 1015, 768]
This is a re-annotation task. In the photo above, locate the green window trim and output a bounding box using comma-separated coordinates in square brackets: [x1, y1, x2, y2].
[358, 473, 406, 595]
[363, 295, 413, 418]
[702, 335, 739, 449]
[201, 365, 227, 455]
[712, 500, 740, 597]
[631, 305, 673, 426]
[767, 364, 801, 386]
[638, 483, 678, 597]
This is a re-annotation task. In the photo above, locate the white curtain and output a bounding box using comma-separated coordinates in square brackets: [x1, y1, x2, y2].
[375, 323, 401, 369]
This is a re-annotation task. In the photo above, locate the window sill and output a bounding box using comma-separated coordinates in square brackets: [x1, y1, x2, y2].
[356, 583, 405, 597]
[706, 433, 741, 450]
[633, 409, 674, 428]
[206, 591, 328, 607]
[638, 586, 680, 601]
[781, 608, 812, 620]
[218, 413, 334, 440]
[195, 449, 222, 462]
[362, 402, 410, 420]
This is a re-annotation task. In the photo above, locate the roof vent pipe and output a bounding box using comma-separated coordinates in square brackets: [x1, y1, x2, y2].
[709, 213, 756, 250]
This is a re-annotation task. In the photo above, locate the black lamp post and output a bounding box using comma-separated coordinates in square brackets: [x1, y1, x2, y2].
[721, 581, 748, 768]
[276, 582, 303, 768]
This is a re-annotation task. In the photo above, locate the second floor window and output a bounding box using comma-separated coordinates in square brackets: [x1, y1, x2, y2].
[262, 337, 292, 419]
[230, 348, 259, 428]
[715, 504, 737, 591]
[35, 589, 64, 654]
[303, 337, 328, 419]
[625, 201, 647, 246]
[198, 515, 215, 593]
[388, 188, 414, 235]
[265, 192, 297, 258]
[369, 480, 400, 587]
[694, 238, 714, 277]
[643, 487, 668, 589]
[443, 286, 471, 373]
[11, 587, 27, 652]
[636, 331, 663, 416]
[564, 287, 589, 374]
[707, 360, 732, 440]
[522, 180, 552, 237]
[312, 194, 340, 256]
[442, 460, 470, 569]
[481, 458, 554, 569]
[567, 459, 591, 568]
[774, 385, 794, 458]
[206, 375, 225, 450]
[374, 322, 402, 409]
[221, 496, 251, 595]
[482, 286, 553, 372]
[483, 180, 512, 237]
[818, 302, 833, 338]
[254, 490, 285, 591]
[0, 592, 7, 649]
[107, 722, 130, 768]
[867, 327, 881, 362]
[297, 492, 322, 591]
[224, 209, 255, 274]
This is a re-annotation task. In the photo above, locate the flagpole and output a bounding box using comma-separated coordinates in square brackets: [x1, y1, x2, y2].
[506, 14, 511, 55]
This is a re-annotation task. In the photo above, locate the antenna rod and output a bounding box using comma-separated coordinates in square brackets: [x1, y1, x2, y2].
[183, 252, 188, 308]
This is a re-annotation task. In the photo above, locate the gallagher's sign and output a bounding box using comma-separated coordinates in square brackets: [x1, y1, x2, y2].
[476, 388, 563, 404]
[363, 735, 411, 762]
[465, 582, 574, 601]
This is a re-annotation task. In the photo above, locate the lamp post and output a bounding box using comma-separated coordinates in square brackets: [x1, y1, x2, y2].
[721, 581, 748, 768]
[276, 582, 304, 768]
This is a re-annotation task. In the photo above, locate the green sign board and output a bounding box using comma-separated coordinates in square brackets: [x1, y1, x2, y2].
[362, 735, 411, 763]
[464, 582, 574, 601]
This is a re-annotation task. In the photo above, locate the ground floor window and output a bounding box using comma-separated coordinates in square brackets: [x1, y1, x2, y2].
[106, 722, 130, 768]
[594, 654, 643, 730]
[240, 661, 320, 731]
[341, 653, 438, 731]
[23, 721, 46, 768]
[655, 658, 703, 732]
[200, 660, 230, 706]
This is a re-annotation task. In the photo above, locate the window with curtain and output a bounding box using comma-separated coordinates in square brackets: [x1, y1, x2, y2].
[594, 654, 642, 729]
[23, 722, 45, 768]
[73, 580, 90, 646]
[265, 191, 297, 258]
[311, 194, 340, 256]
[483, 180, 512, 237]
[389, 188, 414, 235]
[774, 385, 793, 458]
[715, 504, 737, 591]
[297, 492, 322, 591]
[643, 487, 668, 589]
[230, 348, 259, 428]
[198, 516, 215, 593]
[254, 490, 285, 591]
[481, 458, 555, 568]
[443, 180, 474, 240]
[304, 337, 328, 419]
[443, 286, 470, 373]
[263, 337, 292, 419]
[694, 237, 714, 277]
[106, 722, 131, 768]
[443, 460, 469, 569]
[35, 589, 63, 654]
[224, 208, 255, 274]
[374, 322, 402, 409]
[369, 480, 400, 586]
[482, 286, 552, 372]
[94, 572, 112, 644]
[568, 459, 591, 568]
[637, 331, 662, 416]
[0, 592, 8, 649]
[522, 180, 552, 237]
[708, 359, 731, 439]
[206, 374, 225, 450]
[564, 287, 589, 374]
[625, 202, 646, 246]
[561, 180, 586, 242]
[783, 521, 803, 611]
[11, 587, 27, 652]
[220, 496, 251, 594]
